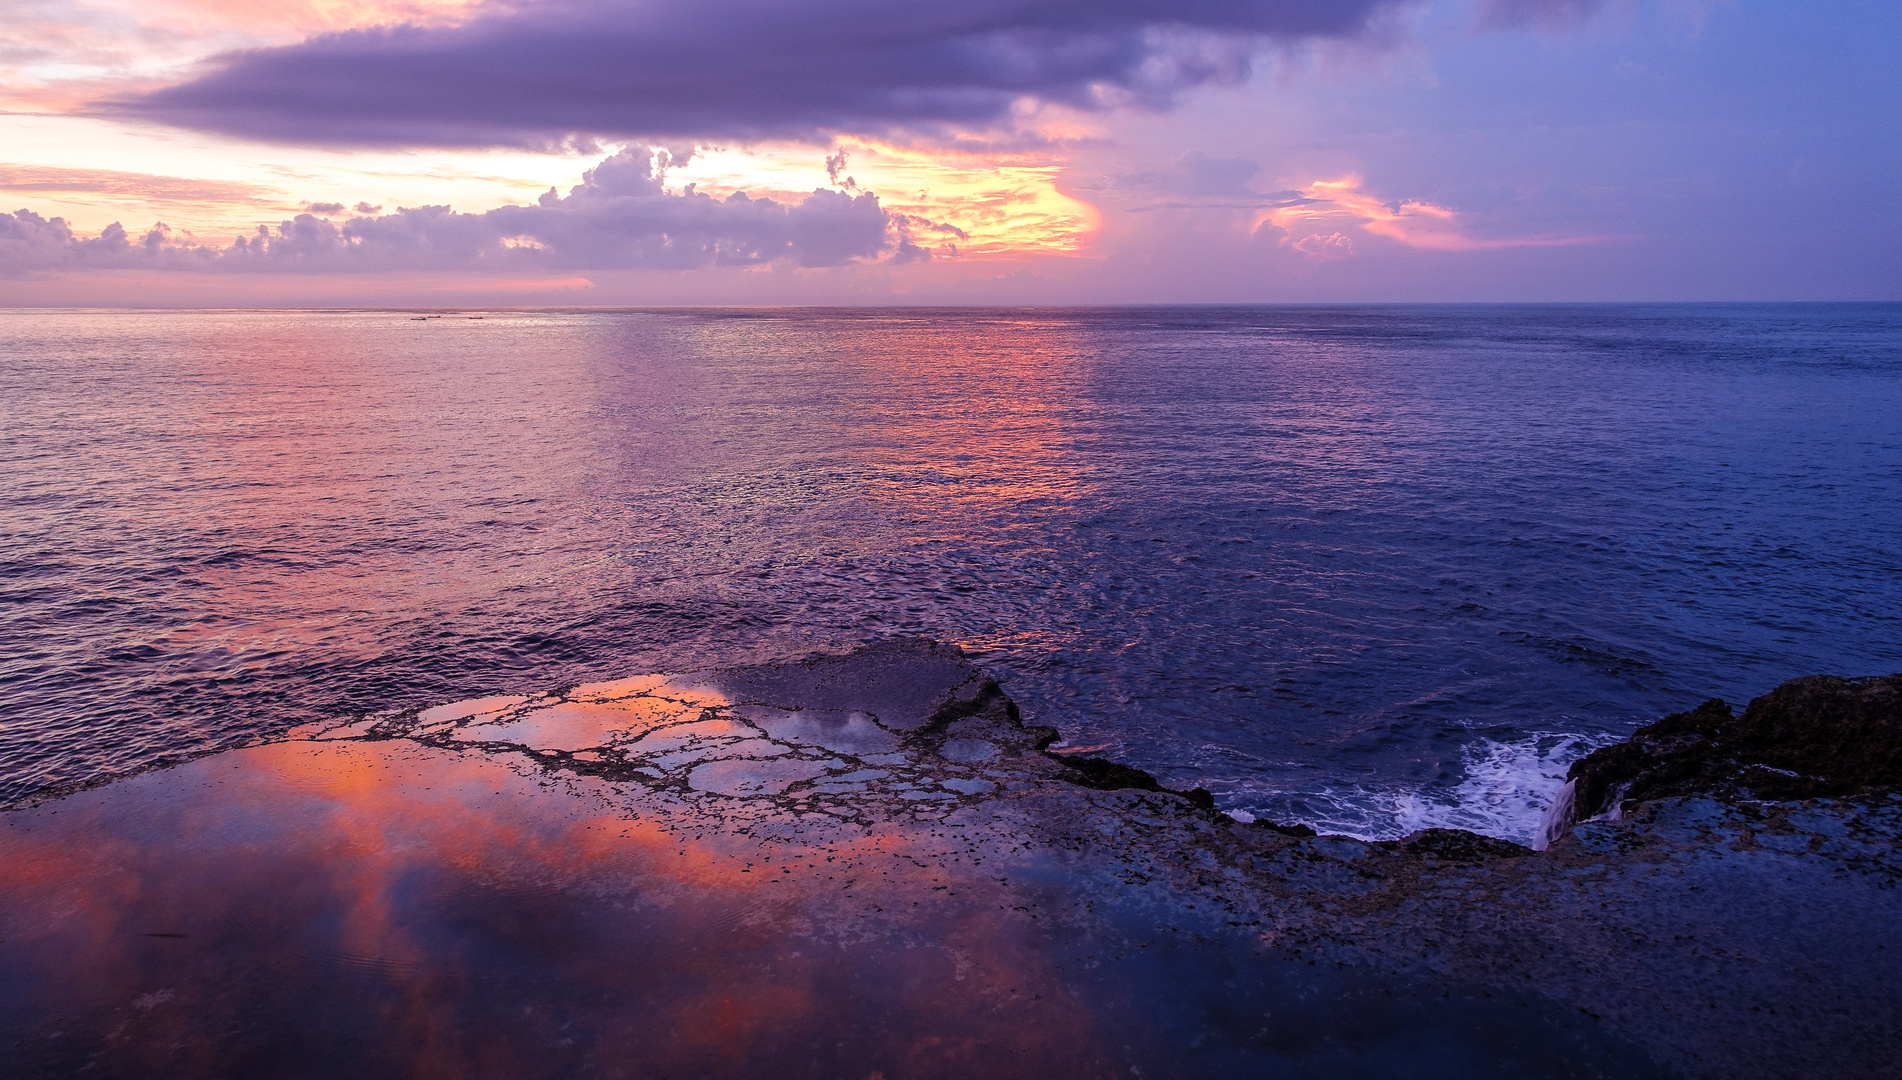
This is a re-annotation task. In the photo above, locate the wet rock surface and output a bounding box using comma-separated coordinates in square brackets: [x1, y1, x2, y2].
[373, 638, 1126, 819]
[3, 640, 1898, 1079]
[1561, 673, 1902, 824]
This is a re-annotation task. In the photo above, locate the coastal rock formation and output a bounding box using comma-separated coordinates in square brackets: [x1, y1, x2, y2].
[3, 640, 1898, 1079]
[1553, 673, 1902, 830]
[333, 637, 1204, 820]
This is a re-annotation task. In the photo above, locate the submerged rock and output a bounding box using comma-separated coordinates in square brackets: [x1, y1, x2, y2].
[1557, 673, 1902, 828]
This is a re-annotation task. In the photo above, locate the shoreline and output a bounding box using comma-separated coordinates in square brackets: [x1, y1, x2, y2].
[3, 639, 1896, 1078]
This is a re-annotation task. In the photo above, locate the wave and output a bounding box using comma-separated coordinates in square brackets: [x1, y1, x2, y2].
[1233, 730, 1622, 846]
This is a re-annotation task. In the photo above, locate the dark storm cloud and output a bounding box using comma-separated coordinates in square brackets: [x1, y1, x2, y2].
[109, 0, 1405, 148]
[0, 149, 899, 275]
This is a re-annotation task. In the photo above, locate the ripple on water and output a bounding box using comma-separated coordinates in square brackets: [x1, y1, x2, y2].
[1, 305, 1899, 838]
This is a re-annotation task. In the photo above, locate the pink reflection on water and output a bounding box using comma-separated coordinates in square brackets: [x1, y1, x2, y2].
[0, 739, 1115, 1076]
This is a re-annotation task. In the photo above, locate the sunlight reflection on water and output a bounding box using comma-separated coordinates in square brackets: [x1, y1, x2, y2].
[1, 304, 1898, 838]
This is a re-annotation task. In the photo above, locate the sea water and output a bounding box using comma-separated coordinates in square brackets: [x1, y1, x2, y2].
[2, 304, 1897, 842]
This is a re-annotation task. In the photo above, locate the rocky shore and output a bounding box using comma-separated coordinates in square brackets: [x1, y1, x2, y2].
[1548, 672, 1902, 835]
[3, 640, 1897, 1078]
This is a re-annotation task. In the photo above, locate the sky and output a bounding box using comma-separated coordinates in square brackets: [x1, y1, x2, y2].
[1, 0, 1897, 305]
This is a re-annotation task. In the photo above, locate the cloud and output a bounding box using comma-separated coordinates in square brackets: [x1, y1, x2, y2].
[1, 148, 898, 275]
[1291, 231, 1352, 259]
[0, 0, 471, 112]
[1, 211, 152, 270]
[0, 164, 284, 208]
[1263, 175, 1609, 251]
[109, 0, 1406, 148]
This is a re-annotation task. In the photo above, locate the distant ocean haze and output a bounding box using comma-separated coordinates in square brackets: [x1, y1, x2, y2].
[1, 304, 1897, 842]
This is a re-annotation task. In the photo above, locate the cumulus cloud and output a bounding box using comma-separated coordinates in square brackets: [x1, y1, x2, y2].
[1, 212, 152, 270]
[1, 148, 902, 275]
[109, 0, 1405, 148]
[1291, 231, 1353, 259]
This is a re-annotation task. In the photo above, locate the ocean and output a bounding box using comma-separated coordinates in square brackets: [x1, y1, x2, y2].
[2, 304, 1897, 842]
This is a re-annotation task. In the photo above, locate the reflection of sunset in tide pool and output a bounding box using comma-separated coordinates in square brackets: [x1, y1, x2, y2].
[0, 740, 1115, 1077]
[0, 643, 1786, 1078]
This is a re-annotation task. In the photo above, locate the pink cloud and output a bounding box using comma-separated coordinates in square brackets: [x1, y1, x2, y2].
[1265, 175, 1611, 252]
[1291, 231, 1353, 259]
[0, 164, 284, 208]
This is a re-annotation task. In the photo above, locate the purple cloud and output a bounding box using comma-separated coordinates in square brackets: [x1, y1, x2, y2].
[1, 213, 158, 270]
[109, 0, 1403, 148]
[1, 149, 901, 275]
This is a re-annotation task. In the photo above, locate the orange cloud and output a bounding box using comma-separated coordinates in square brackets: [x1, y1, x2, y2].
[0, 163, 285, 206]
[674, 141, 1102, 261]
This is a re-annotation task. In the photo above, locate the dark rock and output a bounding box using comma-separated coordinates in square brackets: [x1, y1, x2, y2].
[1045, 751, 1170, 794]
[1398, 827, 1533, 862]
[8, 641, 1902, 1080]
[1566, 673, 1902, 822]
[1043, 751, 1221, 811]
[1257, 820, 1317, 838]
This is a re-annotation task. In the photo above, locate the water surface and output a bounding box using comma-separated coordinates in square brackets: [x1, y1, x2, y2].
[3, 304, 1898, 838]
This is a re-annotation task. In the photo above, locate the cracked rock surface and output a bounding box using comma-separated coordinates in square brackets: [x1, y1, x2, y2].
[2, 639, 1897, 1079]
[384, 638, 1054, 816]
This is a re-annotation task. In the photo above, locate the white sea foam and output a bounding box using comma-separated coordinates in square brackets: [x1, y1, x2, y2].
[1537, 779, 1579, 850]
[1231, 731, 1622, 847]
[1393, 732, 1622, 845]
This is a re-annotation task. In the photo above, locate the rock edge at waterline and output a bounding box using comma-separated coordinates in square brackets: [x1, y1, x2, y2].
[2, 639, 1896, 1079]
[1541, 671, 1902, 844]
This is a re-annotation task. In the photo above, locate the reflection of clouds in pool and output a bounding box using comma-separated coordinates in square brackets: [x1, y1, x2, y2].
[4, 640, 1886, 1079]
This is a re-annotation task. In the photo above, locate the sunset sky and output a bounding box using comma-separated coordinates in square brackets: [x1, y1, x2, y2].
[2, 0, 1896, 305]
